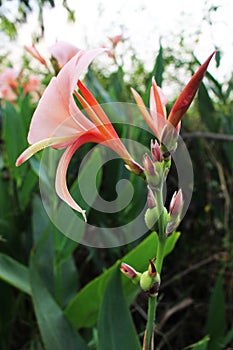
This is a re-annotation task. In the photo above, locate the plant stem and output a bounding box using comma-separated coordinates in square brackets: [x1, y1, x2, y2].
[144, 184, 167, 349]
[144, 296, 157, 350]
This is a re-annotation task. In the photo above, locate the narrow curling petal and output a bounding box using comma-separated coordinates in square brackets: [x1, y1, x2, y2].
[16, 136, 76, 166]
[55, 132, 104, 222]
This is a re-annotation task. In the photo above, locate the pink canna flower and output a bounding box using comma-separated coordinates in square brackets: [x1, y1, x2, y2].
[50, 41, 80, 69]
[0, 68, 19, 89]
[132, 52, 216, 143]
[16, 48, 142, 221]
[23, 75, 40, 94]
[108, 34, 123, 48]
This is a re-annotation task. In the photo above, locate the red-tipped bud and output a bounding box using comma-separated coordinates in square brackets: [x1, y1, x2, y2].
[168, 51, 216, 127]
[151, 139, 162, 162]
[120, 263, 138, 279]
[148, 258, 157, 278]
[166, 189, 184, 236]
[169, 189, 184, 218]
[147, 186, 156, 209]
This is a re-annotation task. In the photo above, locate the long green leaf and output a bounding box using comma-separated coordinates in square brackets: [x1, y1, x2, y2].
[65, 231, 180, 329]
[29, 255, 88, 350]
[98, 264, 141, 350]
[206, 274, 226, 350]
[185, 335, 210, 350]
[0, 253, 31, 295]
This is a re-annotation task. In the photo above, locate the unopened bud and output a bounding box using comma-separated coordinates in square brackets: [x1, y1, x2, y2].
[143, 153, 156, 176]
[148, 258, 157, 278]
[161, 123, 178, 156]
[143, 153, 161, 189]
[147, 186, 156, 209]
[166, 189, 184, 236]
[120, 263, 141, 284]
[151, 139, 162, 162]
[140, 259, 161, 296]
[144, 207, 159, 230]
[169, 189, 184, 218]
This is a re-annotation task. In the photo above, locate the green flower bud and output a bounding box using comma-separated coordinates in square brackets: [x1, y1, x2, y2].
[144, 207, 159, 230]
[140, 271, 154, 292]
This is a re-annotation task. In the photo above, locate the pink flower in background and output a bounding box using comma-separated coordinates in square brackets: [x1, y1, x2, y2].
[132, 52, 215, 143]
[0, 85, 17, 102]
[16, 48, 142, 221]
[50, 41, 80, 69]
[0, 68, 41, 103]
[108, 34, 123, 48]
[24, 44, 47, 66]
[0, 68, 19, 89]
[23, 75, 40, 94]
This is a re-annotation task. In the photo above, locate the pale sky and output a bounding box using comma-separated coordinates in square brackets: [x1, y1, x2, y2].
[11, 0, 233, 84]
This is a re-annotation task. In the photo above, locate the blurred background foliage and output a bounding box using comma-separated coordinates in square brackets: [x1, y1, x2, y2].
[0, 1, 233, 349]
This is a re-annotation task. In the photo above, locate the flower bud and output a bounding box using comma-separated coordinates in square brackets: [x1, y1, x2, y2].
[140, 259, 161, 296]
[169, 189, 184, 219]
[161, 123, 178, 156]
[147, 186, 156, 209]
[151, 139, 162, 162]
[143, 153, 161, 189]
[166, 189, 184, 236]
[143, 153, 156, 176]
[144, 207, 159, 230]
[120, 263, 141, 284]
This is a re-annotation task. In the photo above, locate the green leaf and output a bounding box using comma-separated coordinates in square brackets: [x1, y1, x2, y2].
[185, 335, 210, 350]
[221, 327, 233, 348]
[98, 265, 141, 350]
[0, 253, 31, 295]
[65, 231, 180, 329]
[145, 43, 164, 103]
[29, 255, 88, 350]
[206, 274, 226, 350]
[197, 82, 218, 132]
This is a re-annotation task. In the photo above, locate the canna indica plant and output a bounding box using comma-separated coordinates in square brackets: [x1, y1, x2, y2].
[16, 45, 215, 349]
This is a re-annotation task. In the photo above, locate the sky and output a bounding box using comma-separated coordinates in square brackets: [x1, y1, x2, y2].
[7, 0, 233, 84]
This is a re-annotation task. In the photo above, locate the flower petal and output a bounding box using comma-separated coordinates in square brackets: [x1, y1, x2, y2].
[16, 135, 76, 166]
[50, 41, 80, 68]
[28, 48, 106, 145]
[55, 132, 103, 222]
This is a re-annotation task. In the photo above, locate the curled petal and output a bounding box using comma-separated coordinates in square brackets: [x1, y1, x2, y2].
[55, 132, 104, 222]
[16, 136, 76, 166]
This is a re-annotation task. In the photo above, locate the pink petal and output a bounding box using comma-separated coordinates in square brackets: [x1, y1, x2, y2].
[55, 132, 103, 221]
[28, 48, 106, 145]
[56, 48, 106, 116]
[27, 77, 82, 144]
[16, 135, 76, 166]
[50, 41, 80, 67]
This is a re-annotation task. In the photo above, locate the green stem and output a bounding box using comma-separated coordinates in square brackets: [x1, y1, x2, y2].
[145, 296, 157, 350]
[144, 184, 167, 349]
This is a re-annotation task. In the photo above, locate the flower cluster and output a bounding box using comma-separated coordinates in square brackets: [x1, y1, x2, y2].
[16, 43, 215, 225]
